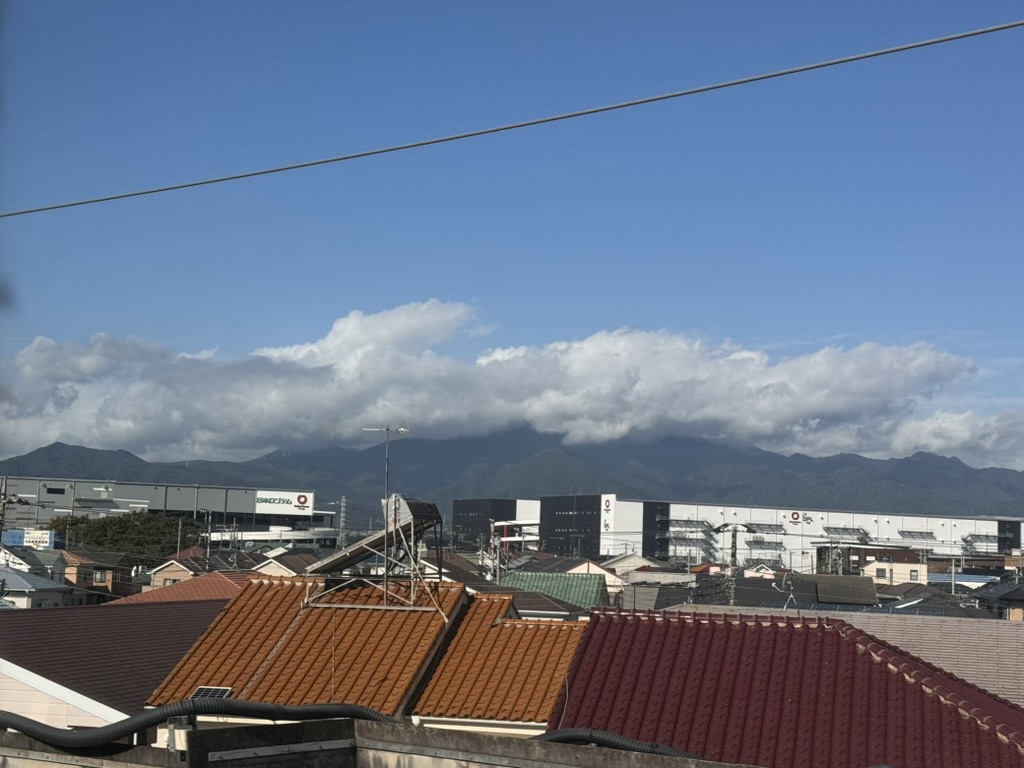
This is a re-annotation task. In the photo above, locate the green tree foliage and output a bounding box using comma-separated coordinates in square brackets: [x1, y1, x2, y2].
[46, 512, 202, 566]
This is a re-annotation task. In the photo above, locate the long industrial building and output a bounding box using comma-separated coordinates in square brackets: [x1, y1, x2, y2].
[453, 493, 1024, 573]
[1, 476, 337, 545]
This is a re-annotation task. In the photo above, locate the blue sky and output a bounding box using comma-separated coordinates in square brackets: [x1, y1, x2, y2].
[2, 3, 1023, 469]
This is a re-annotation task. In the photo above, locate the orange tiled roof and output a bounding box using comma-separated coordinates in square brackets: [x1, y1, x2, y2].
[148, 578, 467, 716]
[414, 594, 585, 723]
[111, 571, 255, 605]
[61, 548, 126, 567]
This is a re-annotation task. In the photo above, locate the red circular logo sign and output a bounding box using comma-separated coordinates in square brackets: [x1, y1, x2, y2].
[297, 494, 308, 505]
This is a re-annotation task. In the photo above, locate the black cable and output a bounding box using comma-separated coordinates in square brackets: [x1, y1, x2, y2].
[535, 727, 701, 758]
[2, 19, 1021, 219]
[0, 698, 396, 751]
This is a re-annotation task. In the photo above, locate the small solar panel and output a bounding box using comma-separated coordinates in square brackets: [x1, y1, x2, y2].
[190, 686, 232, 700]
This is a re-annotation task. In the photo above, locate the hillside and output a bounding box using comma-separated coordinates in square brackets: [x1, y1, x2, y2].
[2, 428, 1023, 527]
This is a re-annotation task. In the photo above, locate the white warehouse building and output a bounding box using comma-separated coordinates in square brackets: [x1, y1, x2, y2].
[454, 493, 1023, 573]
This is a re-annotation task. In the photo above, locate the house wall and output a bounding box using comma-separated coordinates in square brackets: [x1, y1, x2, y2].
[565, 562, 624, 596]
[5, 589, 70, 609]
[0, 661, 122, 729]
[863, 560, 927, 586]
[253, 561, 295, 578]
[601, 553, 657, 577]
[144, 562, 196, 591]
[63, 563, 132, 604]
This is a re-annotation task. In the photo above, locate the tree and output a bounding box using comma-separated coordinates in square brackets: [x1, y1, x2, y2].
[46, 512, 202, 566]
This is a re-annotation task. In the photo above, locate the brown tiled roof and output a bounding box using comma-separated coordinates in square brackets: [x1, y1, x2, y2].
[111, 571, 255, 604]
[415, 595, 585, 722]
[61, 548, 127, 567]
[552, 609, 1024, 768]
[0, 601, 226, 715]
[149, 578, 467, 716]
[167, 545, 207, 560]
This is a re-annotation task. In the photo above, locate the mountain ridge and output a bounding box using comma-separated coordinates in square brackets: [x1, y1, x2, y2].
[2, 429, 1022, 527]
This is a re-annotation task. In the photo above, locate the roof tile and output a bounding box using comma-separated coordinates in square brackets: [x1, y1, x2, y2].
[0, 600, 226, 715]
[497, 572, 608, 609]
[112, 571, 254, 604]
[149, 578, 466, 716]
[414, 594, 585, 723]
[551, 610, 1024, 768]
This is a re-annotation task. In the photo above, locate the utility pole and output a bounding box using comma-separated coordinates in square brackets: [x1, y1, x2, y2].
[0, 477, 7, 544]
[714, 523, 756, 606]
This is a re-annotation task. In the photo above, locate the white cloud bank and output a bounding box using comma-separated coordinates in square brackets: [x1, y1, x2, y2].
[3, 299, 1024, 469]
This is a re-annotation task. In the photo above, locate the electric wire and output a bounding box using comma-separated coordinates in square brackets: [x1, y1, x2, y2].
[1, 19, 1021, 220]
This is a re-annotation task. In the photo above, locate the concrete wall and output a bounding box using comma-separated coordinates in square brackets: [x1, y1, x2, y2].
[1, 719, 751, 768]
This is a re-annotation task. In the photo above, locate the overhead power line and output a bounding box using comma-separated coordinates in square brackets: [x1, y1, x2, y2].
[2, 19, 1022, 220]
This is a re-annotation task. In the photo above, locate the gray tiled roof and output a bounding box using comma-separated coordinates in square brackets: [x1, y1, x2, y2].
[0, 599, 227, 715]
[0, 565, 69, 593]
[836, 612, 1024, 708]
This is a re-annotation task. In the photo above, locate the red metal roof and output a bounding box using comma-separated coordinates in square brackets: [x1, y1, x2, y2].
[550, 610, 1024, 768]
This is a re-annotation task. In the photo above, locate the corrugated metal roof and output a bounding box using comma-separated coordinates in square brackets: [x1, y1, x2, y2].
[148, 578, 466, 717]
[414, 594, 585, 722]
[550, 609, 1024, 768]
[497, 572, 608, 609]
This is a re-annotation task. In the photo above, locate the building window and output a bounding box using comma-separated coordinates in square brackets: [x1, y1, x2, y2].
[94, 569, 108, 584]
[163, 578, 181, 586]
[875, 568, 888, 579]
[910, 570, 919, 581]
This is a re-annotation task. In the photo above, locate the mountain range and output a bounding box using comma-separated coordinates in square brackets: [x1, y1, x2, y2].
[2, 428, 1023, 527]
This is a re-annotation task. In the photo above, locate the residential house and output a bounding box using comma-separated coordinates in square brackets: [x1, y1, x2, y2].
[147, 578, 592, 740]
[252, 550, 320, 577]
[689, 572, 879, 610]
[0, 600, 227, 729]
[149, 579, 468, 716]
[974, 579, 1024, 621]
[496, 572, 609, 611]
[427, 553, 586, 619]
[0, 565, 72, 609]
[621, 583, 693, 611]
[145, 551, 263, 591]
[550, 609, 1024, 768]
[599, 551, 662, 578]
[876, 581, 998, 619]
[0, 545, 66, 583]
[515, 553, 625, 598]
[112, 570, 252, 605]
[60, 548, 133, 604]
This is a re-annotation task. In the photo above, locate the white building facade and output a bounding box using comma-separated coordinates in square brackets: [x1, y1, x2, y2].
[597, 495, 1020, 573]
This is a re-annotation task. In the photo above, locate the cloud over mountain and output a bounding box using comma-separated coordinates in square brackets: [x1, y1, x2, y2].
[3, 300, 1020, 469]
